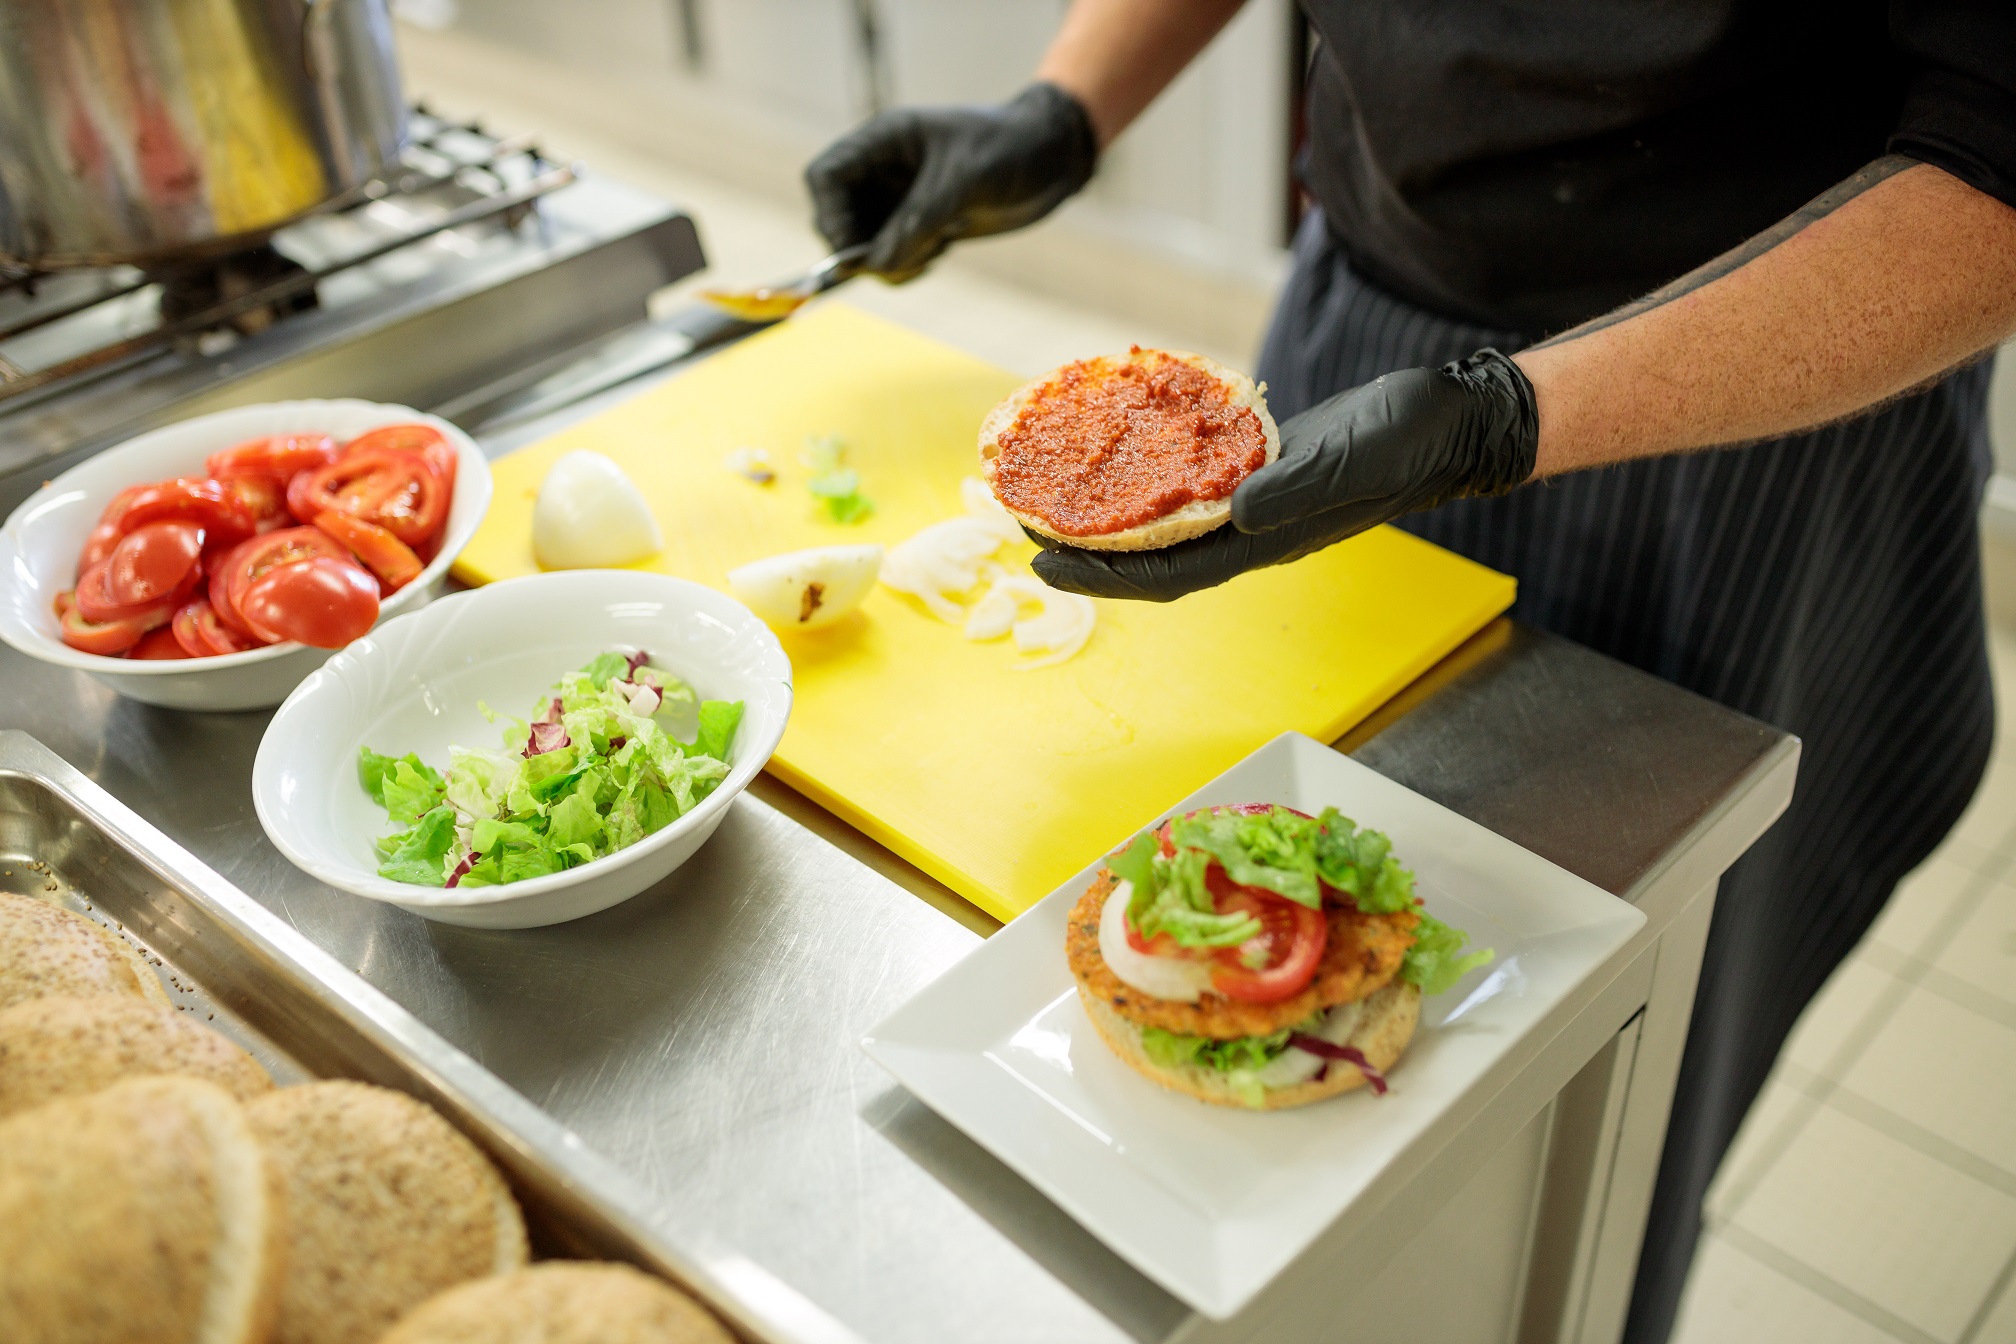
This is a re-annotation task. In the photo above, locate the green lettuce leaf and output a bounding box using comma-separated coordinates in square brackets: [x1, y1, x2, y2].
[802, 434, 873, 524]
[693, 699, 744, 763]
[1122, 840, 1260, 949]
[1169, 808, 1322, 908]
[1140, 1024, 1296, 1074]
[580, 651, 629, 689]
[373, 804, 456, 886]
[358, 749, 439, 811]
[1402, 909, 1494, 995]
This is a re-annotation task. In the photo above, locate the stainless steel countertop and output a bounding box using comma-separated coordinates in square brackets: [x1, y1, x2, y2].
[0, 432, 1789, 1342]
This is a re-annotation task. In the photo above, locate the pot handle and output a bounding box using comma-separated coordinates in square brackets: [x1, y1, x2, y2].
[302, 0, 338, 79]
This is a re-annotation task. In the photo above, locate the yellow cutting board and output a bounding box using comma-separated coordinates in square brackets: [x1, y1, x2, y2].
[455, 303, 1514, 921]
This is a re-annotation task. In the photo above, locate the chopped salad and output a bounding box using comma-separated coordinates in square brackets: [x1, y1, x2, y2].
[359, 651, 743, 888]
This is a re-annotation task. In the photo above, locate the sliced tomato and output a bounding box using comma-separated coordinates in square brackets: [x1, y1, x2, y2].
[223, 474, 293, 533]
[129, 626, 195, 659]
[104, 521, 203, 608]
[52, 590, 74, 619]
[311, 509, 422, 590]
[289, 449, 446, 546]
[59, 600, 166, 656]
[1206, 877, 1328, 1004]
[172, 598, 259, 657]
[79, 485, 148, 569]
[236, 556, 379, 648]
[115, 478, 255, 551]
[213, 527, 353, 638]
[342, 423, 456, 496]
[75, 561, 176, 626]
[205, 432, 339, 482]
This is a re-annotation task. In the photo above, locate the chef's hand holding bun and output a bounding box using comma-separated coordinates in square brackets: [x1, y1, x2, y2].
[1032, 350, 1541, 602]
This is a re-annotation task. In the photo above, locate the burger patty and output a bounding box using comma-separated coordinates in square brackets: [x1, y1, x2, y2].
[1065, 870, 1419, 1040]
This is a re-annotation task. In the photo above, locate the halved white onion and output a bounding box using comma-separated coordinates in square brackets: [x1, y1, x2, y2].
[1098, 880, 1214, 1003]
[726, 544, 883, 630]
[532, 451, 664, 570]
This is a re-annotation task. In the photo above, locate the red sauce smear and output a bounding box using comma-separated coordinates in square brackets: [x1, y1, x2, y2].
[991, 348, 1267, 537]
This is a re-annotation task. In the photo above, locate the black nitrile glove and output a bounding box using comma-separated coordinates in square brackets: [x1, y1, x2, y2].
[1031, 349, 1539, 602]
[804, 82, 1098, 282]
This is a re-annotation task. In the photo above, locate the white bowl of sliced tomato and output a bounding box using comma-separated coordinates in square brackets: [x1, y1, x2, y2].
[0, 399, 492, 711]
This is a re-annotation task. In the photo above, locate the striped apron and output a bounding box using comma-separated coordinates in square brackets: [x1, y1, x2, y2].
[1257, 210, 1998, 1344]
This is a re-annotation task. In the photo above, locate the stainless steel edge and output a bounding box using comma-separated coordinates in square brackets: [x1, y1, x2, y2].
[0, 728, 865, 1344]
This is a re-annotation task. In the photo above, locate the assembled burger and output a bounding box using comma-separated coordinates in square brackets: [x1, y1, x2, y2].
[980, 347, 1278, 551]
[1066, 804, 1490, 1109]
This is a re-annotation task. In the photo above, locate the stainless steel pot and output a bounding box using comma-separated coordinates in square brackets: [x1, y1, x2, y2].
[0, 0, 406, 269]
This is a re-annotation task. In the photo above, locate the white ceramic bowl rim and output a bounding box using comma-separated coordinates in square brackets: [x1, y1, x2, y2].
[254, 571, 793, 910]
[0, 399, 490, 675]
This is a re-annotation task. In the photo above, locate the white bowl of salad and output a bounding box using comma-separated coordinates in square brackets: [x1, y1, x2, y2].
[250, 570, 792, 928]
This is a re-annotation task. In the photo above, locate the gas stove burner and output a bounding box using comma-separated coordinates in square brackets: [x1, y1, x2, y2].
[153, 245, 321, 343]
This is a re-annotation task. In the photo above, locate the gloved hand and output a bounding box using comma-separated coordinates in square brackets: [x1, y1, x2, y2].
[1030, 349, 1540, 601]
[804, 82, 1099, 283]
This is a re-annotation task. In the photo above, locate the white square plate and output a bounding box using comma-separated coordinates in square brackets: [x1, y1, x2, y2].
[861, 731, 1646, 1319]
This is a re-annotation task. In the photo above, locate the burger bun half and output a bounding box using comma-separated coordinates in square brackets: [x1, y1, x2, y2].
[1080, 979, 1420, 1111]
[979, 348, 1280, 552]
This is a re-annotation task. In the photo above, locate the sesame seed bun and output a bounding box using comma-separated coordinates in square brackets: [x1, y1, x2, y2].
[0, 892, 169, 1011]
[380, 1262, 735, 1344]
[0, 1075, 287, 1344]
[0, 993, 273, 1119]
[979, 348, 1279, 552]
[246, 1081, 528, 1344]
[1080, 979, 1420, 1110]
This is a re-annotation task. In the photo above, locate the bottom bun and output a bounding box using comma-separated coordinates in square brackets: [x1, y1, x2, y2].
[1081, 980, 1420, 1110]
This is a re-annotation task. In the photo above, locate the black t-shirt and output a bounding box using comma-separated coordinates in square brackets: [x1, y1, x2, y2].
[1298, 0, 2016, 333]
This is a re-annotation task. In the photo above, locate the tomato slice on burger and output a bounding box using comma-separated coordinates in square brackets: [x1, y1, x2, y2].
[129, 626, 195, 660]
[205, 432, 339, 482]
[343, 423, 457, 497]
[312, 509, 423, 590]
[115, 478, 255, 552]
[235, 555, 379, 648]
[214, 527, 355, 639]
[1207, 880, 1328, 1004]
[290, 449, 446, 547]
[104, 521, 203, 609]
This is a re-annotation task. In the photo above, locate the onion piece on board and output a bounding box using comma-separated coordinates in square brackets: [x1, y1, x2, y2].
[879, 518, 1006, 622]
[964, 573, 1095, 668]
[727, 544, 883, 631]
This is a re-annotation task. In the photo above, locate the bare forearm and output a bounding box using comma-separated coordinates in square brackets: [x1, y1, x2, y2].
[1515, 160, 2016, 477]
[1034, 0, 1246, 147]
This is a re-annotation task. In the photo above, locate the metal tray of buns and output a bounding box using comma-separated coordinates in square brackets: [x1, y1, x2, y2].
[0, 729, 859, 1344]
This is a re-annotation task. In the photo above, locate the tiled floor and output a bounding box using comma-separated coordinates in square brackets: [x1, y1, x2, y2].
[1676, 624, 2016, 1344]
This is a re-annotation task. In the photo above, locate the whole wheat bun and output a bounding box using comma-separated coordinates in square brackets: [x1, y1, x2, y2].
[1081, 979, 1420, 1110]
[380, 1262, 735, 1344]
[0, 993, 273, 1119]
[0, 1075, 288, 1344]
[979, 348, 1280, 551]
[246, 1080, 528, 1344]
[0, 891, 169, 1011]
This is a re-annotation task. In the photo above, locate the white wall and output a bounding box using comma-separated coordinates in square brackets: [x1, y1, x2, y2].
[442, 0, 1293, 355]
